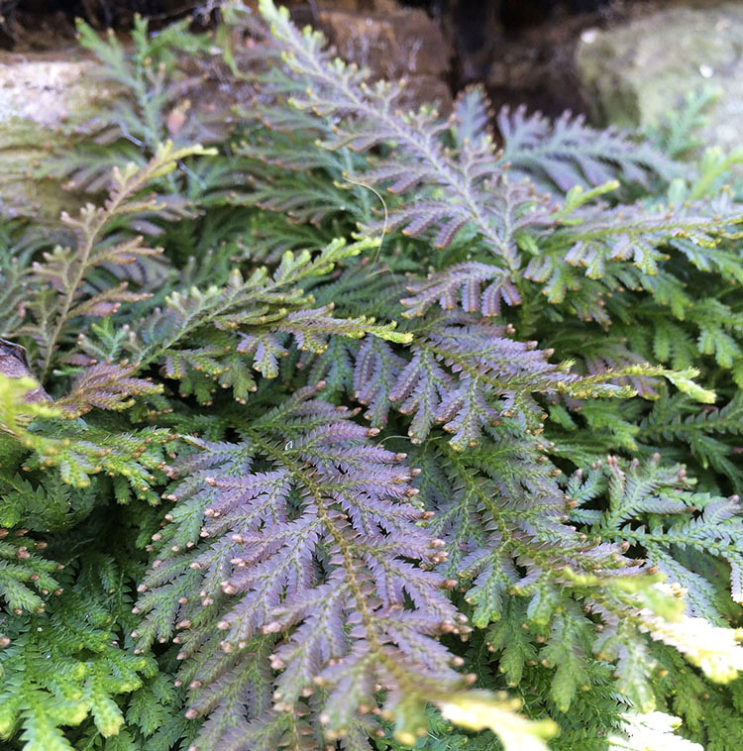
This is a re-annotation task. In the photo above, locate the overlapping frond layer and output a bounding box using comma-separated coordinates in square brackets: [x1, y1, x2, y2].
[0, 2, 742, 751]
[135, 389, 467, 746]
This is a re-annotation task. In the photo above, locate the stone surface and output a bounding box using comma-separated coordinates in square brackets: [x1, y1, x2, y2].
[0, 44, 249, 219]
[575, 2, 743, 150]
[317, 6, 452, 111]
[0, 338, 51, 402]
[0, 51, 118, 218]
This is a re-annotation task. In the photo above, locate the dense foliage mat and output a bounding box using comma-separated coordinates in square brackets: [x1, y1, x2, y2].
[1, 2, 743, 749]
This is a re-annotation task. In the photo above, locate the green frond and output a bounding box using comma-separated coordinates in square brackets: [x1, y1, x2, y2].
[0, 560, 156, 750]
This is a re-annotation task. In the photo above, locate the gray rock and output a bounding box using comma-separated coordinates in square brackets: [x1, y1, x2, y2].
[0, 45, 248, 220]
[0, 338, 51, 402]
[575, 3, 743, 151]
[0, 51, 118, 219]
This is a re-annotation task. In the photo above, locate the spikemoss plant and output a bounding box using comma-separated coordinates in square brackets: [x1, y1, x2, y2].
[0, 2, 742, 750]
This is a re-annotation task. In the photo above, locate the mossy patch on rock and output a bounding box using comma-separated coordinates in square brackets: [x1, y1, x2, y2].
[0, 54, 120, 218]
[575, 3, 743, 152]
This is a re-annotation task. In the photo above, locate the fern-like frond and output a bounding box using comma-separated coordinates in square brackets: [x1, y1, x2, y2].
[255, 0, 549, 271]
[638, 392, 743, 492]
[378, 314, 710, 450]
[0, 262, 29, 340]
[496, 105, 678, 194]
[72, 237, 405, 406]
[568, 454, 743, 624]
[416, 437, 679, 713]
[22, 143, 215, 380]
[0, 526, 62, 615]
[53, 363, 162, 418]
[530, 200, 743, 294]
[0, 374, 173, 500]
[49, 17, 215, 194]
[0, 466, 97, 533]
[135, 387, 468, 746]
[0, 558, 156, 751]
[400, 262, 522, 318]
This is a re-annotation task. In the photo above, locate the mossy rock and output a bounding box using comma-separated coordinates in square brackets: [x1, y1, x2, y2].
[575, 3, 743, 151]
[0, 53, 120, 219]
